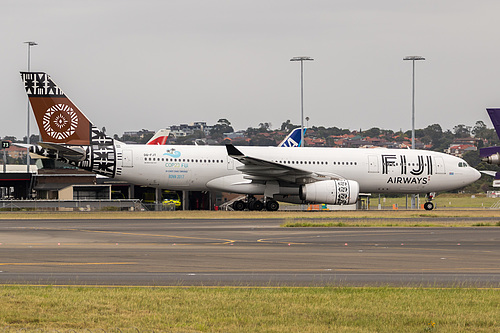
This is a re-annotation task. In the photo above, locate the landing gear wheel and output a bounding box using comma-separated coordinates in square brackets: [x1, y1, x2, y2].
[424, 202, 434, 211]
[265, 200, 279, 211]
[232, 200, 246, 211]
[249, 200, 264, 211]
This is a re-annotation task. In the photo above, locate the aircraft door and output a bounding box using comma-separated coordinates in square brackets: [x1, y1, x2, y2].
[434, 156, 446, 174]
[122, 149, 133, 167]
[227, 156, 234, 170]
[368, 155, 379, 173]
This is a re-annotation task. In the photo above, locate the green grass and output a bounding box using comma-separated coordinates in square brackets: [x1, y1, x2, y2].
[378, 194, 499, 209]
[0, 286, 498, 332]
[282, 220, 435, 227]
[281, 218, 500, 228]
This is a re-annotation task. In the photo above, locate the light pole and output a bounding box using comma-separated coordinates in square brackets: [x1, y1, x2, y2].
[24, 41, 37, 173]
[290, 56, 313, 147]
[403, 56, 425, 149]
[403, 55, 425, 209]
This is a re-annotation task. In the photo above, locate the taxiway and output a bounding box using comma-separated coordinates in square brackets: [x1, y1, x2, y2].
[0, 218, 499, 286]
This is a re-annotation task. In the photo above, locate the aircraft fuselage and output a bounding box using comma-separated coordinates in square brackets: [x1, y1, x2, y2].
[115, 143, 479, 194]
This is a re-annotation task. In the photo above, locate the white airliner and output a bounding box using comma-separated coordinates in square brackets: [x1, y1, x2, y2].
[20, 72, 481, 211]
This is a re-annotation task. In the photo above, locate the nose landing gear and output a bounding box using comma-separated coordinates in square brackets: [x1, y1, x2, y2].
[424, 192, 436, 210]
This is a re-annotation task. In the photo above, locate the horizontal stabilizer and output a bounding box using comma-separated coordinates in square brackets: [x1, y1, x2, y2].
[11, 143, 33, 149]
[38, 142, 86, 162]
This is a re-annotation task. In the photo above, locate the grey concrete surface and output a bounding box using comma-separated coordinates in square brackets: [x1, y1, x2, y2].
[0, 218, 499, 286]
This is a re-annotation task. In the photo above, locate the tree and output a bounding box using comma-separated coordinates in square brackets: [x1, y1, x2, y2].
[175, 130, 206, 145]
[258, 122, 272, 132]
[472, 120, 487, 136]
[250, 136, 276, 146]
[280, 120, 296, 132]
[363, 127, 381, 138]
[29, 134, 40, 144]
[217, 118, 231, 126]
[453, 124, 471, 138]
[210, 119, 234, 139]
[3, 136, 17, 142]
[462, 150, 482, 168]
[472, 120, 499, 145]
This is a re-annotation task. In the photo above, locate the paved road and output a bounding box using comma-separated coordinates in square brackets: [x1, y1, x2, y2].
[0, 218, 499, 286]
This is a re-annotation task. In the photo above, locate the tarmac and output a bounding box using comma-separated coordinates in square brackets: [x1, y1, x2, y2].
[0, 217, 499, 287]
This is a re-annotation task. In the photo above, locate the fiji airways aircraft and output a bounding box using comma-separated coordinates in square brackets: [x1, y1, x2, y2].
[20, 72, 481, 211]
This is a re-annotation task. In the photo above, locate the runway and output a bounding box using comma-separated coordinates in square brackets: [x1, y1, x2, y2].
[0, 218, 499, 286]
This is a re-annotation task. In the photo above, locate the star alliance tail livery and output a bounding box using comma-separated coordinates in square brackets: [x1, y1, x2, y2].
[20, 72, 481, 211]
[278, 127, 305, 147]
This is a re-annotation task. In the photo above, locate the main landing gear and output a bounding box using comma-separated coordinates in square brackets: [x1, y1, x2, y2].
[232, 195, 279, 211]
[423, 192, 435, 211]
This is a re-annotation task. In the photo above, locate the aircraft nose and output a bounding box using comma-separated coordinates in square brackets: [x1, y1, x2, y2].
[471, 168, 481, 182]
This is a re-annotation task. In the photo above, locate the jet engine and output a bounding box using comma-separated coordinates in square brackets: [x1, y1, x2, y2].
[299, 179, 360, 205]
[482, 152, 500, 165]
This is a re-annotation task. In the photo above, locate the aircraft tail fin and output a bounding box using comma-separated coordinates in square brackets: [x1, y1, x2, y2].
[147, 129, 171, 145]
[20, 72, 118, 178]
[480, 108, 500, 165]
[20, 72, 109, 146]
[486, 108, 500, 140]
[278, 127, 306, 147]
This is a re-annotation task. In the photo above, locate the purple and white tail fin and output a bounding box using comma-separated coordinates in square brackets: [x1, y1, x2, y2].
[480, 108, 500, 168]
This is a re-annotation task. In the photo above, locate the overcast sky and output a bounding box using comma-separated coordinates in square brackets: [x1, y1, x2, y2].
[2, 0, 500, 139]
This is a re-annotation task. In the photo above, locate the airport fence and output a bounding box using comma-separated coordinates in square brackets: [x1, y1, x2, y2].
[141, 202, 178, 211]
[0, 199, 145, 212]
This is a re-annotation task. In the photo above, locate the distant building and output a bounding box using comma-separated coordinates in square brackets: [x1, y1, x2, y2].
[446, 144, 477, 157]
[123, 130, 155, 139]
[3, 144, 27, 160]
[168, 122, 213, 138]
[224, 131, 246, 140]
[445, 137, 480, 157]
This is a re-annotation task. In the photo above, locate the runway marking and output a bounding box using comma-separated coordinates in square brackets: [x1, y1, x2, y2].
[0, 262, 136, 266]
[13, 227, 237, 245]
[257, 238, 307, 245]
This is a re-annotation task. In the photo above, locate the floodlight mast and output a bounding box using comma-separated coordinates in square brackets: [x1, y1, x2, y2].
[290, 56, 314, 147]
[24, 41, 37, 173]
[403, 55, 425, 209]
[403, 56, 425, 150]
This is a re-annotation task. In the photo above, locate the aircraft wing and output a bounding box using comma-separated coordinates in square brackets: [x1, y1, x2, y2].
[226, 144, 342, 184]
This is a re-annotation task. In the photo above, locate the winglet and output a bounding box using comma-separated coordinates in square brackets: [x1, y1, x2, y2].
[225, 144, 244, 156]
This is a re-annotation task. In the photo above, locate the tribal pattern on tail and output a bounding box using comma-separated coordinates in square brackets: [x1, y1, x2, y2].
[30, 127, 117, 178]
[91, 126, 116, 177]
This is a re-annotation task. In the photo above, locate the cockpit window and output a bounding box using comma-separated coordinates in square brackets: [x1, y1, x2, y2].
[458, 162, 468, 167]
